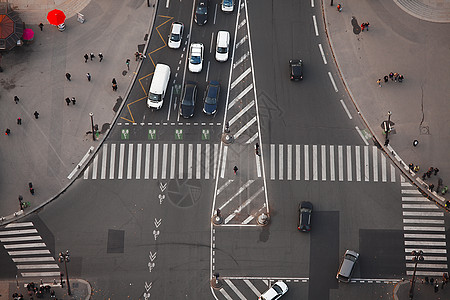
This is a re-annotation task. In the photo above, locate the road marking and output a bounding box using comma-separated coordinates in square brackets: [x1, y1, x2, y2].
[244, 279, 261, 296]
[404, 241, 446, 246]
[219, 180, 255, 211]
[407, 271, 447, 276]
[304, 145, 309, 180]
[234, 116, 256, 139]
[403, 219, 444, 224]
[312, 145, 318, 180]
[403, 211, 443, 216]
[355, 146, 361, 181]
[403, 226, 445, 231]
[404, 233, 446, 239]
[217, 179, 233, 195]
[364, 146, 369, 181]
[233, 51, 250, 69]
[225, 187, 264, 224]
[166, 0, 170, 8]
[318, 44, 327, 64]
[219, 288, 233, 300]
[170, 144, 176, 179]
[210, 32, 214, 53]
[8, 250, 50, 256]
[17, 264, 59, 269]
[205, 144, 210, 180]
[381, 154, 387, 182]
[402, 204, 439, 209]
[256, 153, 261, 177]
[101, 143, 107, 179]
[372, 146, 378, 182]
[347, 145, 352, 181]
[287, 145, 292, 180]
[214, 143, 219, 179]
[296, 145, 301, 180]
[4, 243, 47, 249]
[236, 35, 248, 49]
[402, 189, 421, 194]
[355, 126, 369, 145]
[92, 154, 98, 180]
[197, 144, 202, 179]
[206, 61, 210, 82]
[338, 145, 343, 181]
[224, 279, 247, 300]
[179, 144, 184, 179]
[328, 72, 338, 92]
[136, 144, 142, 179]
[0, 229, 38, 236]
[214, 3, 218, 24]
[220, 146, 228, 178]
[1, 236, 42, 242]
[229, 100, 255, 125]
[118, 143, 125, 179]
[340, 99, 352, 119]
[12, 257, 55, 262]
[330, 145, 335, 181]
[153, 144, 159, 179]
[391, 164, 396, 182]
[161, 144, 168, 179]
[271, 144, 275, 180]
[237, 19, 246, 30]
[231, 68, 251, 90]
[188, 144, 193, 179]
[127, 144, 133, 179]
[229, 83, 253, 109]
[246, 132, 259, 144]
[406, 263, 448, 269]
[5, 222, 33, 228]
[21, 272, 61, 277]
[110, 144, 116, 179]
[405, 255, 447, 261]
[312, 15, 319, 36]
[279, 144, 283, 180]
[144, 144, 150, 179]
[405, 248, 447, 254]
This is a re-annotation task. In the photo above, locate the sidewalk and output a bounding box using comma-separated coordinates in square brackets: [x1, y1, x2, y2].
[0, 0, 156, 223]
[0, 278, 91, 300]
[394, 278, 450, 300]
[323, 0, 450, 207]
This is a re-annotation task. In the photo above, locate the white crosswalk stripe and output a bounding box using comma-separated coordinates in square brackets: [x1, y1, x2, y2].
[268, 144, 397, 182]
[83, 143, 221, 180]
[401, 182, 448, 277]
[0, 222, 60, 278]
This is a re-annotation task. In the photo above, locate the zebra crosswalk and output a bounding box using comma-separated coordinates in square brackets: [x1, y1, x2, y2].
[0, 222, 60, 278]
[401, 180, 448, 276]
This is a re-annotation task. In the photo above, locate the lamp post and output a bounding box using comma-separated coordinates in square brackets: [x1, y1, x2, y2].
[59, 250, 71, 295]
[409, 250, 424, 299]
[89, 112, 95, 141]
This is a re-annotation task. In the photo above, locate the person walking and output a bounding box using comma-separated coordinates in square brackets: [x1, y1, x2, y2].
[84, 54, 89, 63]
[98, 53, 103, 62]
[71, 97, 76, 105]
[389, 72, 394, 81]
[398, 74, 404, 82]
[233, 166, 238, 175]
[112, 78, 117, 85]
[337, 4, 342, 12]
[39, 23, 44, 31]
[377, 79, 382, 87]
[65, 73, 71, 81]
[33, 111, 39, 119]
[361, 23, 365, 32]
[430, 184, 435, 192]
[394, 72, 399, 82]
[126, 59, 130, 70]
[112, 83, 118, 91]
[90, 53, 95, 60]
[17, 118, 22, 125]
[413, 165, 419, 172]
[5, 128, 10, 135]
[364, 22, 370, 31]
[383, 75, 388, 83]
[135, 52, 140, 61]
[86, 73, 91, 82]
[434, 168, 439, 175]
[65, 97, 71, 105]
[14, 96, 19, 104]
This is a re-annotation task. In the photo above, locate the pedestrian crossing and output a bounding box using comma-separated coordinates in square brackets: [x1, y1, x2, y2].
[0, 222, 60, 278]
[82, 143, 397, 183]
[401, 180, 448, 277]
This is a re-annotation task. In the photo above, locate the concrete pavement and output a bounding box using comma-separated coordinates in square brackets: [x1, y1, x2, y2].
[323, 0, 450, 207]
[0, 0, 157, 223]
[394, 278, 450, 300]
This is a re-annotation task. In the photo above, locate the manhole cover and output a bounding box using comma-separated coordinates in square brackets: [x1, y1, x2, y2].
[420, 126, 429, 135]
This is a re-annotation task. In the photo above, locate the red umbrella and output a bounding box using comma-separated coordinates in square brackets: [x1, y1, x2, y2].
[47, 9, 66, 25]
[22, 28, 34, 40]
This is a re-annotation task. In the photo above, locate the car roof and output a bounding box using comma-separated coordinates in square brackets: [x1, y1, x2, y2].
[172, 22, 183, 31]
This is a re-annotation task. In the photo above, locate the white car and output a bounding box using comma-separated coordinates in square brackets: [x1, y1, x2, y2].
[258, 281, 288, 300]
[215, 31, 230, 62]
[168, 22, 184, 49]
[188, 43, 204, 73]
[221, 0, 234, 12]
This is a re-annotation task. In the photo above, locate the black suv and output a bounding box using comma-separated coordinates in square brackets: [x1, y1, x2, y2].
[180, 82, 198, 118]
[289, 59, 303, 81]
[195, 0, 209, 25]
[297, 201, 312, 232]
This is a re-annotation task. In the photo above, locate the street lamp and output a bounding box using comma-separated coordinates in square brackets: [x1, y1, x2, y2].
[409, 250, 424, 299]
[89, 112, 95, 141]
[59, 250, 71, 295]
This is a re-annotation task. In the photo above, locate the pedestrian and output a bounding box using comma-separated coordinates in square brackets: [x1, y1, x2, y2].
[98, 53, 103, 62]
[112, 83, 117, 91]
[65, 73, 71, 81]
[71, 97, 76, 105]
[431, 278, 435, 284]
[425, 276, 429, 284]
[361, 23, 365, 31]
[422, 173, 427, 180]
[233, 166, 238, 175]
[5, 128, 10, 135]
[33, 111, 39, 119]
[29, 182, 34, 195]
[255, 143, 260, 156]
[434, 283, 439, 293]
[398, 74, 404, 82]
[17, 117, 22, 125]
[365, 22, 370, 30]
[413, 165, 419, 172]
[86, 73, 91, 82]
[377, 79, 382, 87]
[14, 95, 19, 104]
[126, 59, 130, 70]
[384, 75, 388, 83]
[112, 78, 117, 85]
[337, 4, 342, 12]
[65, 97, 71, 105]
[135, 51, 140, 61]
[426, 171, 432, 178]
[394, 72, 399, 82]
[408, 163, 414, 170]
[428, 167, 434, 175]
[90, 52, 95, 60]
[389, 72, 394, 81]
[429, 184, 435, 192]
[84, 54, 89, 63]
[39, 23, 44, 31]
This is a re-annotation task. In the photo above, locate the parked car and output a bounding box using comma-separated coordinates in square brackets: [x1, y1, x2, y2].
[221, 0, 234, 12]
[195, 0, 209, 25]
[168, 22, 184, 49]
[336, 250, 359, 283]
[189, 43, 204, 73]
[297, 201, 312, 232]
[289, 59, 303, 81]
[215, 31, 230, 62]
[258, 281, 288, 300]
[180, 82, 198, 118]
[203, 81, 220, 115]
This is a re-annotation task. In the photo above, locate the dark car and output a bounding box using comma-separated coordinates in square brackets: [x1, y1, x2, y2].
[195, 0, 209, 25]
[180, 82, 197, 118]
[289, 59, 303, 81]
[203, 81, 220, 115]
[297, 201, 312, 232]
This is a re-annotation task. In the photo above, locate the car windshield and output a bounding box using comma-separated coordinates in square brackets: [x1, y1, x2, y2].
[205, 96, 216, 105]
[345, 255, 357, 262]
[190, 56, 201, 64]
[223, 0, 232, 6]
[217, 47, 227, 54]
[170, 33, 180, 41]
[272, 285, 282, 294]
[196, 6, 207, 14]
[148, 93, 161, 102]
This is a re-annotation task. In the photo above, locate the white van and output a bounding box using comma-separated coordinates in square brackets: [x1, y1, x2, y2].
[215, 31, 230, 62]
[147, 64, 171, 110]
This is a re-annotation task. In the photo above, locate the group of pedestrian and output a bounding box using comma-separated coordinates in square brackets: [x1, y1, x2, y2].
[134, 51, 146, 61]
[65, 97, 76, 106]
[5, 95, 40, 136]
[84, 52, 103, 63]
[408, 163, 420, 173]
[361, 22, 370, 31]
[421, 167, 439, 181]
[24, 281, 54, 298]
[377, 72, 404, 87]
[423, 273, 449, 293]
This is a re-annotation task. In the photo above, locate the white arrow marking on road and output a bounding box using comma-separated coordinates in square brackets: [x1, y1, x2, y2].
[154, 218, 162, 228]
[158, 194, 165, 204]
[143, 292, 150, 300]
[148, 262, 155, 272]
[149, 251, 157, 261]
[159, 182, 167, 192]
[153, 230, 160, 241]
[145, 281, 152, 292]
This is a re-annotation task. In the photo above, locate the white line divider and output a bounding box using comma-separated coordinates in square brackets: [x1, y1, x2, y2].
[205, 144, 210, 180]
[229, 100, 255, 125]
[364, 146, 370, 181]
[312, 15, 319, 36]
[338, 145, 343, 181]
[347, 145, 352, 181]
[231, 68, 252, 90]
[179, 144, 184, 179]
[110, 144, 116, 179]
[161, 144, 168, 180]
[355, 146, 361, 181]
[153, 144, 159, 179]
[296, 145, 301, 180]
[245, 132, 258, 145]
[228, 83, 253, 109]
[0, 229, 38, 236]
[340, 99, 352, 119]
[330, 145, 335, 181]
[312, 145, 318, 181]
[372, 146, 378, 182]
[5, 222, 33, 228]
[279, 144, 283, 180]
[217, 179, 234, 195]
[235, 35, 249, 49]
[225, 187, 265, 224]
[92, 155, 98, 180]
[224, 279, 247, 300]
[118, 143, 125, 179]
[304, 145, 309, 180]
[220, 146, 228, 178]
[136, 144, 142, 179]
[270, 144, 275, 180]
[255, 153, 262, 178]
[234, 116, 257, 139]
[244, 279, 261, 296]
[127, 144, 134, 179]
[219, 288, 233, 300]
[196, 144, 202, 179]
[287, 145, 292, 180]
[7, 249, 50, 255]
[328, 71, 338, 92]
[188, 144, 193, 179]
[101, 143, 107, 179]
[321, 145, 326, 181]
[318, 44, 327, 64]
[4, 243, 47, 249]
[170, 144, 176, 179]
[219, 180, 255, 211]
